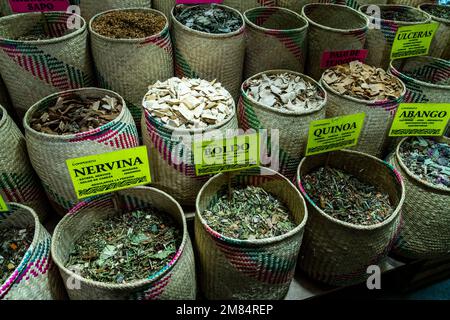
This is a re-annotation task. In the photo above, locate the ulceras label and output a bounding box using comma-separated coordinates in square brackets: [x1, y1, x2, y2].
[391, 23, 439, 60]
[320, 49, 368, 69]
[9, 0, 70, 13]
[306, 113, 366, 156]
[389, 103, 450, 137]
[66, 146, 152, 199]
[193, 133, 260, 176]
[0, 195, 9, 212]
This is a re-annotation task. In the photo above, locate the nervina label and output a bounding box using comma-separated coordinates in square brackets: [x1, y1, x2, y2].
[306, 113, 365, 156]
[66, 146, 152, 199]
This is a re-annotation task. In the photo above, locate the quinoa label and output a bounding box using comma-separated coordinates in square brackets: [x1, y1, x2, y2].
[389, 103, 450, 137]
[391, 23, 439, 60]
[194, 134, 260, 176]
[8, 0, 70, 13]
[306, 113, 366, 156]
[0, 195, 8, 212]
[176, 0, 223, 4]
[320, 49, 368, 69]
[66, 146, 152, 199]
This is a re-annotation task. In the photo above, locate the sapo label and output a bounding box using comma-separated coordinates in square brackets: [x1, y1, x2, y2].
[306, 113, 365, 156]
[391, 23, 438, 59]
[193, 133, 260, 176]
[9, 0, 70, 13]
[66, 146, 152, 199]
[389, 103, 450, 137]
[0, 195, 8, 213]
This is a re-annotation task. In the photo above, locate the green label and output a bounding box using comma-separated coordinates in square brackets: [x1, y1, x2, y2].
[66, 146, 152, 199]
[306, 113, 366, 156]
[391, 23, 438, 60]
[0, 195, 8, 212]
[389, 103, 450, 137]
[193, 134, 260, 176]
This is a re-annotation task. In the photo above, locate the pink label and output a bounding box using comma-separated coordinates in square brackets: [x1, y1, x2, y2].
[176, 0, 223, 4]
[320, 49, 369, 69]
[9, 0, 70, 13]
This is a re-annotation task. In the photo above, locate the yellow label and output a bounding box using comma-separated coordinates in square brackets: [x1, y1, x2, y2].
[391, 23, 439, 60]
[193, 134, 260, 176]
[389, 103, 450, 137]
[66, 146, 152, 199]
[306, 113, 366, 156]
[0, 195, 8, 212]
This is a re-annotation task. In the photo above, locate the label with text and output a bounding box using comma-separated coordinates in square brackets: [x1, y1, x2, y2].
[389, 103, 450, 137]
[9, 0, 70, 13]
[306, 113, 365, 156]
[194, 134, 260, 176]
[391, 23, 438, 59]
[320, 49, 368, 69]
[66, 146, 152, 199]
[0, 195, 9, 213]
[176, 0, 223, 4]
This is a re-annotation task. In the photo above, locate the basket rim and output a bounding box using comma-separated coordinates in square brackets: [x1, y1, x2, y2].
[89, 7, 170, 43]
[50, 186, 189, 290]
[0, 203, 42, 296]
[243, 6, 309, 34]
[0, 104, 7, 128]
[240, 69, 328, 116]
[171, 3, 245, 39]
[297, 149, 406, 231]
[142, 78, 237, 134]
[418, 4, 450, 24]
[319, 70, 407, 105]
[395, 136, 450, 192]
[302, 3, 369, 33]
[359, 4, 431, 25]
[0, 11, 87, 44]
[389, 56, 450, 90]
[195, 166, 309, 247]
[23, 87, 129, 141]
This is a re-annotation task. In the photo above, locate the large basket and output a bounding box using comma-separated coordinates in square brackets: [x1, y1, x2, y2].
[171, 4, 246, 100]
[418, 4, 450, 60]
[0, 12, 94, 118]
[297, 150, 405, 286]
[51, 187, 197, 300]
[1, 203, 65, 300]
[223, 0, 276, 12]
[72, 0, 152, 21]
[388, 136, 450, 259]
[0, 105, 49, 221]
[243, 7, 308, 79]
[196, 167, 308, 299]
[238, 70, 327, 180]
[90, 8, 174, 133]
[24, 88, 139, 216]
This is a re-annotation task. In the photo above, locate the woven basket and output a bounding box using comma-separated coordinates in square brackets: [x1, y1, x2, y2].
[171, 4, 246, 100]
[320, 70, 406, 158]
[0, 203, 65, 300]
[51, 187, 197, 300]
[387, 0, 429, 7]
[243, 7, 308, 79]
[0, 12, 94, 118]
[24, 88, 139, 216]
[196, 167, 308, 300]
[359, 4, 431, 70]
[152, 0, 176, 24]
[0, 105, 49, 221]
[223, 0, 276, 12]
[90, 8, 174, 133]
[297, 149, 404, 286]
[72, 0, 152, 21]
[389, 56, 450, 138]
[238, 70, 327, 180]
[388, 137, 450, 259]
[0, 76, 10, 111]
[418, 4, 450, 60]
[302, 3, 368, 80]
[141, 87, 238, 207]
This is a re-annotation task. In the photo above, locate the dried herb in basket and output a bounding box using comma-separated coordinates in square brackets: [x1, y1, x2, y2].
[66, 209, 182, 284]
[302, 167, 394, 225]
[30, 95, 123, 135]
[203, 186, 296, 240]
[399, 137, 450, 188]
[0, 227, 34, 284]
